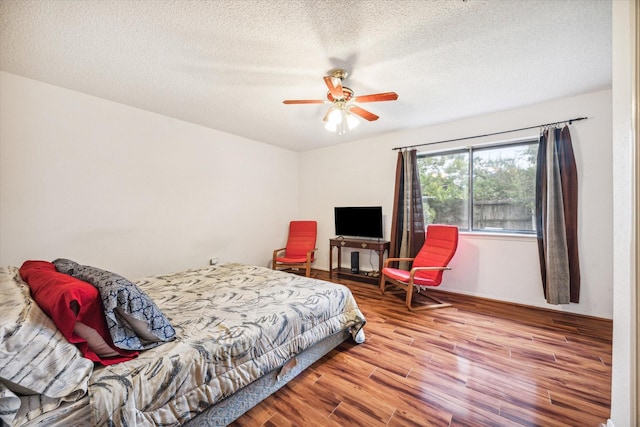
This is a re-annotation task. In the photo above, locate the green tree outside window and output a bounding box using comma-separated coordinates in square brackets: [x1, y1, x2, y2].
[418, 141, 538, 233]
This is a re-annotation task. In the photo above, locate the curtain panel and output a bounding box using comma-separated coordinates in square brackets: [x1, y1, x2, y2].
[535, 125, 580, 304]
[390, 150, 425, 269]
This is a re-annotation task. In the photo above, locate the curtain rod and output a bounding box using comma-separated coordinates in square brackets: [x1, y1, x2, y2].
[392, 116, 589, 151]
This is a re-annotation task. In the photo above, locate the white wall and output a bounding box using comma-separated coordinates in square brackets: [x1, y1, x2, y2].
[0, 72, 299, 278]
[300, 89, 613, 319]
[610, 1, 637, 425]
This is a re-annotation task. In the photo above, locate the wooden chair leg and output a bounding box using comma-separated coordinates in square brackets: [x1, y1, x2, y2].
[406, 288, 452, 310]
[405, 283, 415, 311]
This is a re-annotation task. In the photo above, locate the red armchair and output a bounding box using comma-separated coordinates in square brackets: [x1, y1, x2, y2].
[272, 221, 317, 277]
[380, 224, 459, 310]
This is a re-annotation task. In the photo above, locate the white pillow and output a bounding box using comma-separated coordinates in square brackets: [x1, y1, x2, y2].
[73, 321, 119, 358]
[0, 267, 93, 398]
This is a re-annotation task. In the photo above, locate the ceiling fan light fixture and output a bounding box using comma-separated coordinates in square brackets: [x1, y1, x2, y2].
[326, 107, 343, 125]
[324, 121, 337, 132]
[346, 111, 360, 129]
[324, 107, 360, 135]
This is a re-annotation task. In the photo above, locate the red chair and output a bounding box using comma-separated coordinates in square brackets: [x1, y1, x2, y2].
[380, 224, 458, 310]
[272, 221, 317, 277]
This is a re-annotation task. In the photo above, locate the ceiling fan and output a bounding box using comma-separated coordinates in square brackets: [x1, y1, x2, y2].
[283, 69, 398, 135]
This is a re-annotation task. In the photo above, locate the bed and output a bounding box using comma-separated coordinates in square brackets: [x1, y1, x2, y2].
[0, 262, 366, 426]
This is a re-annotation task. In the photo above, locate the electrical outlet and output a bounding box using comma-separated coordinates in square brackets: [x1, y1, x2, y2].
[209, 257, 219, 266]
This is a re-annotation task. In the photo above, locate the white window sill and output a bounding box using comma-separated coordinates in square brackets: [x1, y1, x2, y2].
[459, 231, 537, 242]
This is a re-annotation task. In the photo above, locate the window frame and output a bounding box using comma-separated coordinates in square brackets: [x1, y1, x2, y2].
[418, 138, 539, 235]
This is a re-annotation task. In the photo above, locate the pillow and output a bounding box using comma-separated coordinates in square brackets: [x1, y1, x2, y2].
[52, 259, 176, 350]
[19, 261, 138, 365]
[73, 322, 119, 358]
[0, 266, 92, 400]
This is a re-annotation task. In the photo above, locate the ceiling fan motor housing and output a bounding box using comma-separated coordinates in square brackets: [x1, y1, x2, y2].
[331, 69, 348, 80]
[327, 87, 353, 102]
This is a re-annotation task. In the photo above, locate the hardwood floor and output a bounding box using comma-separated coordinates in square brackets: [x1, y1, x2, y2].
[230, 270, 612, 427]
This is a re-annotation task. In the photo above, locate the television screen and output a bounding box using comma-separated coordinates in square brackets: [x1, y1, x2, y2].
[334, 206, 383, 239]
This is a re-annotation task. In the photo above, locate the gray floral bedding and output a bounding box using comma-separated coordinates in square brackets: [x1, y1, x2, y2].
[1, 262, 366, 426]
[91, 263, 366, 425]
[1, 263, 365, 426]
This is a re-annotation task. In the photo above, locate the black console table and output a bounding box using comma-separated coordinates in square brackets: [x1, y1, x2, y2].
[329, 238, 390, 283]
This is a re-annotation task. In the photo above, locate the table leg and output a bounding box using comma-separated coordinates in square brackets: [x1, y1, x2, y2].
[329, 245, 333, 278]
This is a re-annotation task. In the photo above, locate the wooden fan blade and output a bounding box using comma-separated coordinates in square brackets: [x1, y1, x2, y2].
[353, 92, 399, 103]
[324, 76, 344, 100]
[348, 105, 379, 121]
[283, 99, 327, 104]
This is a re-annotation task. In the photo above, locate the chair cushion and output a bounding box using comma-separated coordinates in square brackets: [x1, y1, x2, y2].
[382, 267, 438, 287]
[285, 221, 317, 258]
[412, 225, 458, 284]
[275, 255, 309, 264]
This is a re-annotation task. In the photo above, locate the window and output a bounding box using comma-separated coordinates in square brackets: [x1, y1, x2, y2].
[417, 140, 539, 234]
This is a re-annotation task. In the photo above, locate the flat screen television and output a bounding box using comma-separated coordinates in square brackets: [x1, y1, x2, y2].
[334, 206, 383, 239]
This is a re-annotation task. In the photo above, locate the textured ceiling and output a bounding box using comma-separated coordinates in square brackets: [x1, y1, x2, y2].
[0, 0, 611, 152]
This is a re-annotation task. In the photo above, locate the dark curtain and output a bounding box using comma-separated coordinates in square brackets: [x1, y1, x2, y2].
[535, 125, 580, 304]
[389, 150, 426, 269]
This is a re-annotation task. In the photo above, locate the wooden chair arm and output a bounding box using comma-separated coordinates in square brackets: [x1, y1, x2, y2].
[409, 266, 452, 282]
[273, 248, 316, 256]
[273, 248, 286, 257]
[306, 248, 317, 262]
[383, 257, 414, 268]
[411, 266, 452, 272]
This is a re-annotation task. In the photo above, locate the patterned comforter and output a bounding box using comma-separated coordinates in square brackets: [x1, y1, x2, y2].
[89, 263, 366, 425]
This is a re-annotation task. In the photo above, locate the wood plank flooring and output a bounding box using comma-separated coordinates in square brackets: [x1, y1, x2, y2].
[229, 270, 612, 427]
